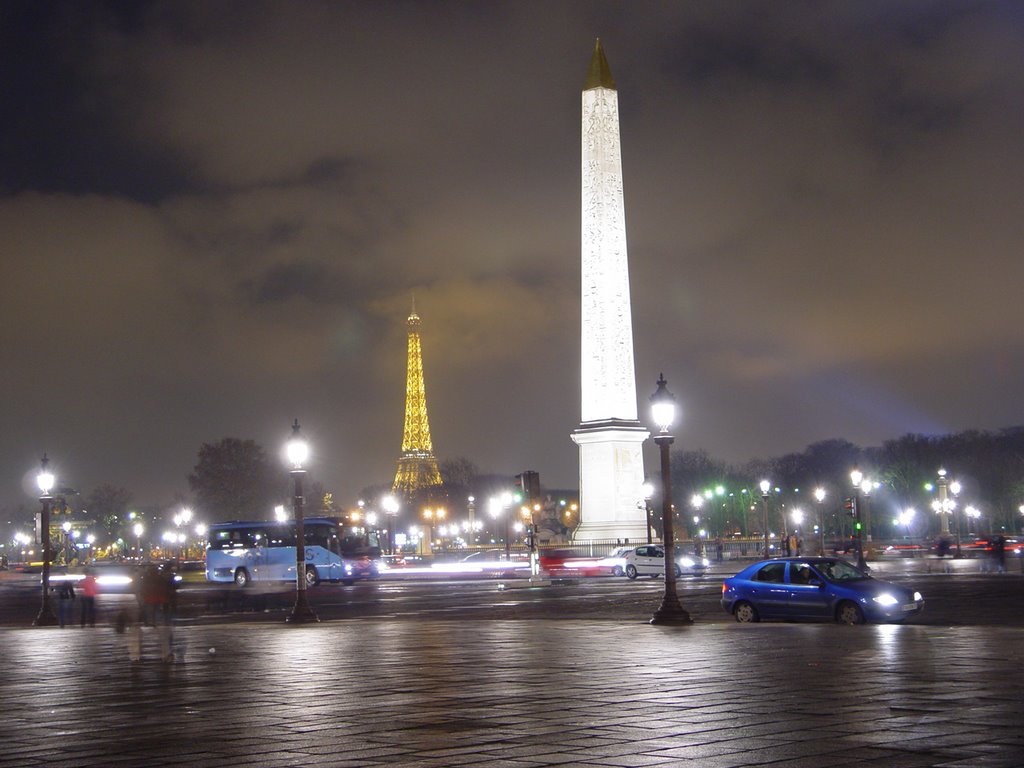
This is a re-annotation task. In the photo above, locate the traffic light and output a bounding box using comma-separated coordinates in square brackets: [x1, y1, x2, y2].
[515, 471, 541, 502]
[844, 498, 856, 518]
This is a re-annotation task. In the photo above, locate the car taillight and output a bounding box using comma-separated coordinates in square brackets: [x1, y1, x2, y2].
[721, 584, 727, 594]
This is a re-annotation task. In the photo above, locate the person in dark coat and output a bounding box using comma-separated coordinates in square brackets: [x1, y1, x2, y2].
[57, 579, 75, 628]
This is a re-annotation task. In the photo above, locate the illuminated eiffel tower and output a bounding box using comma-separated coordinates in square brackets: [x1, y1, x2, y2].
[393, 303, 443, 493]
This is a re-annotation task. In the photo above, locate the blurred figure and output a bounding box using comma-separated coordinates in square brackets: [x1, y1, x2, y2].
[79, 569, 98, 627]
[993, 534, 1006, 574]
[57, 579, 75, 628]
[141, 564, 165, 627]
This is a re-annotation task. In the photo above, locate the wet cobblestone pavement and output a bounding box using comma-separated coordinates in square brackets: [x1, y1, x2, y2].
[3, 617, 1024, 767]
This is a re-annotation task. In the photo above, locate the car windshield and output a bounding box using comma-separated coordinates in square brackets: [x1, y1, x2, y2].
[814, 559, 869, 582]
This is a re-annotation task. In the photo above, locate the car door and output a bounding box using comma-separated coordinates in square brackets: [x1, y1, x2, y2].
[745, 562, 789, 618]
[638, 548, 663, 577]
[785, 562, 833, 619]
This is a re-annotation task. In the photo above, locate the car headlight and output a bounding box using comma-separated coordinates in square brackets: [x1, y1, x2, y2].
[678, 557, 695, 567]
[872, 593, 899, 606]
[701, 558, 710, 567]
[913, 591, 923, 602]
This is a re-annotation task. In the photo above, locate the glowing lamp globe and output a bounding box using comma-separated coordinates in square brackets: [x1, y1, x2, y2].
[649, 374, 676, 433]
[286, 419, 309, 470]
[759, 479, 771, 496]
[37, 454, 55, 496]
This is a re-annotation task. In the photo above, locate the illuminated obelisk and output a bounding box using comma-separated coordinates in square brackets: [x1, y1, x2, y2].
[571, 40, 649, 543]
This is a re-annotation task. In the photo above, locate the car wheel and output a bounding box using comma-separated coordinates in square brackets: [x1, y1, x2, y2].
[342, 578, 355, 586]
[612, 566, 624, 577]
[233, 568, 250, 588]
[674, 564, 682, 577]
[733, 601, 759, 623]
[625, 564, 638, 580]
[836, 601, 865, 625]
[304, 566, 320, 587]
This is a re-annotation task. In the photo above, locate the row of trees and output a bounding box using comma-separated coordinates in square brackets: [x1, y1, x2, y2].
[664, 428, 1024, 541]
[33, 426, 1024, 550]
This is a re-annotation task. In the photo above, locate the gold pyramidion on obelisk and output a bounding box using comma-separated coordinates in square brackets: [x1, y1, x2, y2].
[393, 301, 443, 493]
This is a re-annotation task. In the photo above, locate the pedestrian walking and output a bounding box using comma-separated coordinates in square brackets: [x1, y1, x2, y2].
[141, 564, 166, 627]
[57, 579, 75, 628]
[993, 534, 1006, 573]
[79, 569, 98, 627]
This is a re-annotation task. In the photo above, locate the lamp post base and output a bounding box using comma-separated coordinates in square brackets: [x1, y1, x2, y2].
[33, 609, 58, 627]
[285, 596, 320, 624]
[650, 597, 693, 625]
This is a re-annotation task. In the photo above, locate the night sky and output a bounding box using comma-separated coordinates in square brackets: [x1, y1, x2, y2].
[3, 1, 1023, 512]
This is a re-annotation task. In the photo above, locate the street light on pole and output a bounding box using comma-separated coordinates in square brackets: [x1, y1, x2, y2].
[648, 374, 692, 626]
[690, 494, 704, 557]
[641, 481, 654, 544]
[285, 419, 318, 624]
[936, 469, 951, 536]
[382, 494, 400, 554]
[791, 509, 804, 555]
[850, 468, 867, 570]
[949, 480, 962, 557]
[33, 454, 58, 626]
[759, 479, 771, 558]
[813, 487, 826, 555]
[965, 505, 980, 535]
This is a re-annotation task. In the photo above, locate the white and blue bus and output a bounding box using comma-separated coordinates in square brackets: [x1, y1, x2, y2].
[206, 517, 380, 587]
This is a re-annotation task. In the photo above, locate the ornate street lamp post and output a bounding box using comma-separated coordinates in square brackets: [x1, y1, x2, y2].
[133, 522, 144, 561]
[33, 455, 58, 626]
[285, 419, 319, 624]
[949, 480, 962, 557]
[759, 479, 771, 558]
[649, 374, 692, 625]
[814, 487, 826, 555]
[690, 494, 704, 556]
[850, 468, 867, 570]
[382, 494, 400, 554]
[642, 481, 654, 544]
[936, 469, 951, 536]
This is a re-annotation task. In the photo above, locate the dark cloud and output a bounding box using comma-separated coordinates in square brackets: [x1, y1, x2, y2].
[2, 1, 1023, 514]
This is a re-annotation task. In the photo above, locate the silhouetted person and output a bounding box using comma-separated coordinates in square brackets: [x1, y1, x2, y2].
[57, 579, 75, 628]
[993, 535, 1006, 573]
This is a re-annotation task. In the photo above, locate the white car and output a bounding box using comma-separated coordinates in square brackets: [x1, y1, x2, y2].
[623, 545, 709, 580]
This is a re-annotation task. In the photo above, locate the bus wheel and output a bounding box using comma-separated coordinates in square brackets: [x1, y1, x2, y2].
[234, 568, 250, 588]
[304, 566, 320, 587]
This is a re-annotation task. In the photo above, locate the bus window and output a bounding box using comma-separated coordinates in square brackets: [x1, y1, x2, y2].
[305, 524, 332, 549]
[266, 525, 295, 548]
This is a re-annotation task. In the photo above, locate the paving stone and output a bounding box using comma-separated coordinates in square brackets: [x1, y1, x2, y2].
[2, 620, 1024, 767]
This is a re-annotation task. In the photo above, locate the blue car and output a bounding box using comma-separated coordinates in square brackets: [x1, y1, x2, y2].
[721, 557, 924, 624]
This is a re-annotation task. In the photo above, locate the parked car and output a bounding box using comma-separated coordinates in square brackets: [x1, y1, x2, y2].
[623, 545, 709, 579]
[721, 557, 924, 624]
